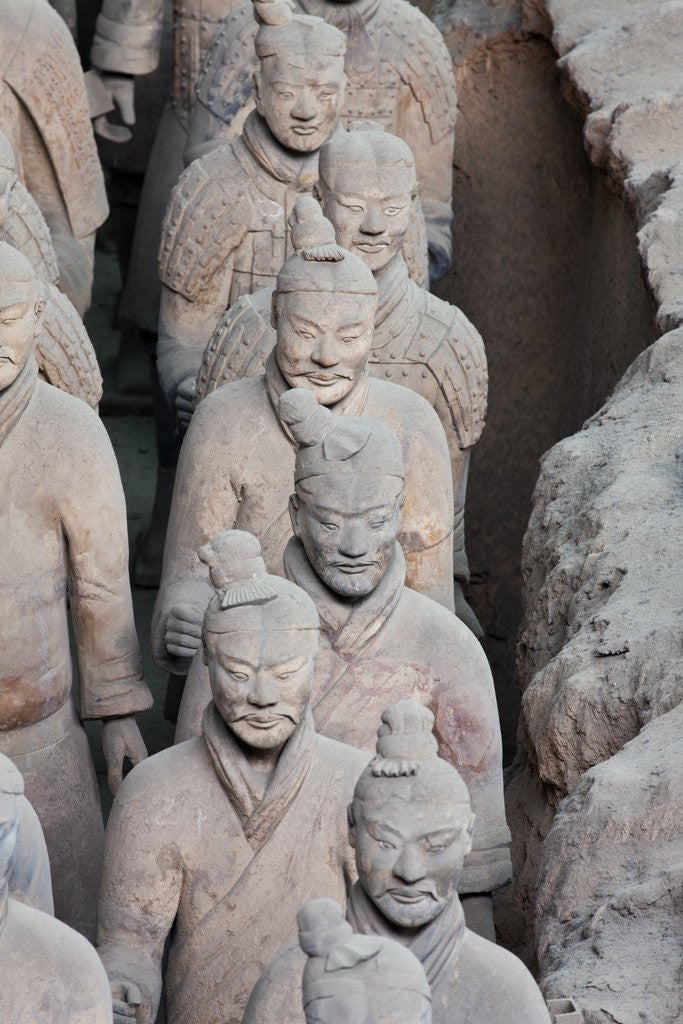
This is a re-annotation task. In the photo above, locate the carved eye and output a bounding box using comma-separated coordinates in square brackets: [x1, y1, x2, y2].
[378, 839, 395, 851]
[277, 91, 294, 100]
[370, 519, 388, 530]
[321, 522, 338, 532]
[298, 329, 315, 340]
[347, 204, 364, 214]
[385, 207, 403, 216]
[228, 670, 249, 682]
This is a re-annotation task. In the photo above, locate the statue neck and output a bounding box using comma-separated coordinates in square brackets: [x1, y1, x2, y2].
[243, 111, 325, 190]
[374, 254, 410, 319]
[0, 353, 38, 447]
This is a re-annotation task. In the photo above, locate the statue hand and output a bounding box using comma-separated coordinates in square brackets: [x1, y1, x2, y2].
[111, 981, 142, 1022]
[176, 376, 197, 431]
[92, 70, 136, 143]
[165, 601, 204, 659]
[102, 716, 148, 796]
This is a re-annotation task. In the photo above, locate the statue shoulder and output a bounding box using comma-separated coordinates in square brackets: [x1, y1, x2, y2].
[159, 145, 252, 301]
[422, 292, 488, 449]
[383, 0, 457, 143]
[196, 287, 275, 403]
[3, 179, 59, 284]
[37, 286, 103, 409]
[196, 2, 259, 125]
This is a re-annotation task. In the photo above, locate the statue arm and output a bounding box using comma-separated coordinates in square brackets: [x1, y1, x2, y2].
[91, 0, 165, 76]
[151, 396, 241, 673]
[98, 772, 182, 1023]
[61, 408, 152, 719]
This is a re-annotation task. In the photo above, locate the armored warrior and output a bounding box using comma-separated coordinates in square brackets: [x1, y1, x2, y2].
[297, 898, 433, 1024]
[245, 703, 551, 1024]
[176, 389, 508, 934]
[90, 0, 238, 333]
[0, 135, 102, 409]
[151, 198, 454, 684]
[97, 530, 369, 1024]
[187, 0, 457, 281]
[156, 0, 348, 411]
[0, 0, 109, 316]
[198, 125, 486, 631]
[0, 757, 113, 1024]
[0, 242, 152, 939]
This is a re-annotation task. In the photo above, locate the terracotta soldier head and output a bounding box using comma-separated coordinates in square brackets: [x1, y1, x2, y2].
[0, 242, 45, 391]
[199, 529, 320, 752]
[349, 701, 475, 930]
[272, 196, 378, 407]
[317, 124, 418, 274]
[281, 387, 404, 597]
[298, 897, 432, 1024]
[253, 0, 346, 154]
[0, 756, 23, 897]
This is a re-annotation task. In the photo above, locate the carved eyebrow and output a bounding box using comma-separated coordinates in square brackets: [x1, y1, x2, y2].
[0, 302, 29, 316]
[265, 653, 308, 671]
[424, 829, 458, 843]
[290, 315, 319, 330]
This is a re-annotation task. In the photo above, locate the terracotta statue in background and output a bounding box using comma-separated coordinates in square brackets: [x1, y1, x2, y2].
[0, 754, 113, 1024]
[176, 388, 506, 935]
[0, 135, 103, 408]
[90, 0, 237, 333]
[0, 753, 53, 916]
[98, 530, 368, 1024]
[0, 0, 109, 316]
[152, 198, 453, 684]
[156, 0, 347, 412]
[198, 124, 487, 632]
[245, 702, 551, 1024]
[297, 898, 432, 1024]
[187, 0, 457, 281]
[0, 242, 152, 939]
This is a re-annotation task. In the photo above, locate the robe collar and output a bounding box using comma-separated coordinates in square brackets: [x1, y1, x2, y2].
[347, 881, 467, 990]
[0, 354, 38, 447]
[264, 348, 370, 445]
[372, 255, 413, 340]
[283, 537, 405, 660]
[242, 110, 323, 193]
[202, 701, 316, 852]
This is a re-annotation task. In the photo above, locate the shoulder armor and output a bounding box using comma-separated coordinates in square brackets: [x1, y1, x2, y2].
[196, 3, 259, 125]
[387, 1, 457, 144]
[3, 0, 108, 237]
[37, 285, 103, 409]
[414, 293, 488, 448]
[196, 288, 274, 402]
[158, 147, 251, 302]
[3, 179, 59, 284]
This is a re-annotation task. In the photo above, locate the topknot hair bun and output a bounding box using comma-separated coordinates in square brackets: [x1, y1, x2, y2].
[278, 388, 333, 448]
[372, 700, 438, 777]
[289, 196, 345, 263]
[298, 898, 355, 958]
[197, 530, 278, 609]
[253, 0, 294, 26]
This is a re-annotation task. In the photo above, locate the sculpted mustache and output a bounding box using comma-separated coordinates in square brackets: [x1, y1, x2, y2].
[293, 370, 353, 380]
[385, 883, 440, 900]
[232, 709, 298, 723]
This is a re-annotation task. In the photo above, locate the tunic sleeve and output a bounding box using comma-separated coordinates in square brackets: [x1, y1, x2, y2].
[151, 391, 242, 673]
[60, 404, 152, 719]
[97, 765, 183, 1022]
[91, 0, 165, 76]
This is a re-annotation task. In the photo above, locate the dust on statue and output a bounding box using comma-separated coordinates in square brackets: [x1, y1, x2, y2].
[97, 530, 369, 1024]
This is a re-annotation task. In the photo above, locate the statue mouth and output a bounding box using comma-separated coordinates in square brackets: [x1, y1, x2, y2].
[387, 888, 433, 905]
[355, 240, 389, 253]
[242, 714, 286, 730]
[332, 561, 375, 574]
[291, 125, 319, 136]
[305, 373, 346, 386]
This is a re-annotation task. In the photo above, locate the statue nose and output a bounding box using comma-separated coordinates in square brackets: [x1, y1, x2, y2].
[339, 521, 368, 559]
[249, 674, 278, 706]
[360, 206, 386, 235]
[291, 92, 317, 120]
[312, 335, 338, 366]
[393, 845, 427, 884]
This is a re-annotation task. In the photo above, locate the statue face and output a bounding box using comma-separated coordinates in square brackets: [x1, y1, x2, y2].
[255, 55, 345, 153]
[0, 283, 43, 390]
[321, 159, 415, 273]
[0, 793, 20, 890]
[275, 291, 375, 405]
[205, 624, 316, 751]
[290, 473, 403, 597]
[306, 989, 430, 1024]
[351, 793, 473, 928]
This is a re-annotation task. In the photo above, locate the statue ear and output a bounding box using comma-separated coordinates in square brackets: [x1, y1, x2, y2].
[347, 803, 357, 848]
[289, 492, 300, 535]
[33, 296, 46, 332]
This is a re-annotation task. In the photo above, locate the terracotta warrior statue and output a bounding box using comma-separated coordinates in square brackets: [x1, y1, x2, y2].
[0, 242, 152, 939]
[245, 702, 551, 1024]
[0, 754, 113, 1024]
[176, 388, 506, 934]
[0, 753, 52, 916]
[152, 199, 453, 684]
[0, 0, 109, 316]
[98, 530, 369, 1024]
[90, 0, 236, 334]
[296, 898, 432, 1024]
[198, 125, 487, 632]
[156, 0, 348, 412]
[187, 0, 457, 281]
[0, 135, 103, 408]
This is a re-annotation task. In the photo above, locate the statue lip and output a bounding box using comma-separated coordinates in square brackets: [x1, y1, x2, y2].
[241, 714, 285, 729]
[291, 125, 319, 135]
[355, 240, 389, 251]
[387, 888, 432, 904]
[305, 373, 345, 386]
[332, 561, 375, 574]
